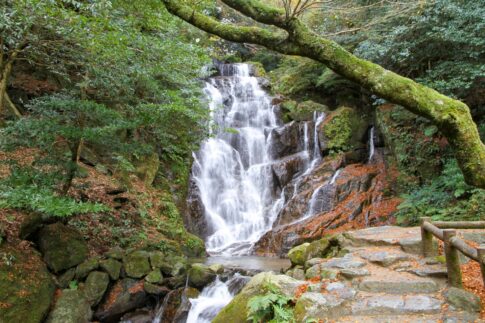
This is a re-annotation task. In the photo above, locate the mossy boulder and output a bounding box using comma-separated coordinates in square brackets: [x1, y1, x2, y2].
[75, 257, 99, 280]
[83, 271, 109, 306]
[134, 153, 160, 186]
[445, 287, 481, 313]
[306, 237, 331, 261]
[248, 61, 266, 77]
[288, 242, 310, 267]
[280, 100, 328, 122]
[105, 246, 124, 260]
[209, 264, 224, 274]
[57, 268, 76, 289]
[46, 289, 92, 323]
[100, 258, 122, 280]
[149, 251, 187, 277]
[319, 106, 368, 154]
[0, 243, 56, 323]
[188, 263, 216, 288]
[37, 223, 88, 273]
[123, 250, 151, 278]
[213, 272, 301, 323]
[145, 269, 163, 284]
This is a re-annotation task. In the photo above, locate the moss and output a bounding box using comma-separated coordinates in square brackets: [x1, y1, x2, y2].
[288, 243, 310, 267]
[123, 250, 151, 278]
[37, 223, 89, 273]
[0, 243, 55, 323]
[188, 263, 216, 288]
[247, 61, 266, 77]
[321, 106, 367, 154]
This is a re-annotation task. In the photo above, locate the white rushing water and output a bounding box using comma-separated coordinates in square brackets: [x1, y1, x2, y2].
[192, 63, 281, 256]
[368, 126, 375, 163]
[186, 274, 248, 323]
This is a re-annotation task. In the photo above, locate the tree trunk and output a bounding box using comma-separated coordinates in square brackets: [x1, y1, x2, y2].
[4, 92, 22, 117]
[162, 0, 485, 188]
[0, 53, 18, 117]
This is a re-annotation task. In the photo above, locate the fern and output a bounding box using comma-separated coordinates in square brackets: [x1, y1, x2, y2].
[247, 282, 295, 323]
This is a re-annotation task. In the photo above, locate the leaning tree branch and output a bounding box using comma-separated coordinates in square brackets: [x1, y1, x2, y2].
[162, 0, 485, 188]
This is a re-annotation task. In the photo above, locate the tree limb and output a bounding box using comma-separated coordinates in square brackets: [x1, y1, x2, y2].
[162, 0, 485, 188]
[4, 92, 22, 118]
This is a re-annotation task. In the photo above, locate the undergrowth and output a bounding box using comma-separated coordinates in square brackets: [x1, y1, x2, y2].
[247, 282, 295, 323]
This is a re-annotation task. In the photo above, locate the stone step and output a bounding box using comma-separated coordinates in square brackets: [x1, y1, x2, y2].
[351, 294, 443, 316]
[358, 275, 439, 294]
[344, 226, 420, 248]
[337, 312, 479, 323]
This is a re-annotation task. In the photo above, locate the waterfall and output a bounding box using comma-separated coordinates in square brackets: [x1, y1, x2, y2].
[192, 63, 281, 255]
[186, 274, 249, 323]
[368, 127, 375, 163]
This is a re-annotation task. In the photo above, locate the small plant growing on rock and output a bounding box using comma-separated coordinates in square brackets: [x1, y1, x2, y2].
[247, 282, 295, 323]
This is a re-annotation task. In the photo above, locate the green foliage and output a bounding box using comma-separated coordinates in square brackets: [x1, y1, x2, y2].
[247, 282, 294, 323]
[396, 159, 485, 225]
[354, 0, 485, 101]
[0, 167, 109, 217]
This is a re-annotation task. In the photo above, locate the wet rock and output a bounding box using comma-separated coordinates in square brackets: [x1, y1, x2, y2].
[119, 309, 153, 323]
[100, 258, 122, 280]
[294, 292, 348, 321]
[271, 153, 306, 188]
[288, 243, 310, 266]
[185, 177, 210, 238]
[268, 122, 305, 159]
[160, 287, 200, 323]
[0, 244, 56, 323]
[145, 269, 163, 284]
[144, 282, 171, 296]
[38, 223, 88, 273]
[95, 278, 148, 322]
[75, 257, 99, 280]
[123, 250, 151, 278]
[188, 263, 216, 288]
[445, 287, 481, 313]
[213, 272, 301, 323]
[84, 271, 109, 306]
[46, 289, 92, 323]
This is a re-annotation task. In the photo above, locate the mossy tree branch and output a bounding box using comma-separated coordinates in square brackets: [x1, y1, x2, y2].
[161, 0, 485, 188]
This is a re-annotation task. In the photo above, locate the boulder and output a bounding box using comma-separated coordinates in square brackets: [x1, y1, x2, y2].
[305, 265, 338, 280]
[75, 258, 99, 280]
[18, 212, 44, 239]
[318, 106, 368, 155]
[288, 243, 310, 267]
[0, 244, 56, 323]
[209, 264, 224, 274]
[144, 282, 171, 296]
[105, 247, 124, 260]
[294, 292, 348, 321]
[100, 258, 122, 280]
[123, 250, 151, 278]
[145, 269, 163, 284]
[95, 278, 148, 322]
[213, 272, 301, 323]
[134, 152, 160, 186]
[57, 268, 76, 289]
[46, 289, 92, 323]
[83, 271, 109, 306]
[306, 237, 331, 260]
[188, 263, 216, 288]
[159, 287, 200, 323]
[37, 223, 88, 273]
[268, 122, 305, 160]
[150, 252, 187, 277]
[271, 153, 307, 188]
[445, 287, 481, 313]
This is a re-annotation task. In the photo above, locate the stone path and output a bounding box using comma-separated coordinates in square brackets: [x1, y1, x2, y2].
[290, 226, 483, 322]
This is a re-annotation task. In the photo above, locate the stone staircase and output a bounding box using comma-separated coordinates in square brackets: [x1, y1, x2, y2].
[291, 226, 482, 322]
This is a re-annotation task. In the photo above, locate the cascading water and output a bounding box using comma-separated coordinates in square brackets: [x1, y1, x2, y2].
[368, 126, 375, 163]
[186, 274, 249, 323]
[192, 63, 282, 255]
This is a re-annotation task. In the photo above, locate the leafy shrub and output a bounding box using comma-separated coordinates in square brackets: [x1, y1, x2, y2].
[396, 159, 485, 225]
[247, 282, 294, 323]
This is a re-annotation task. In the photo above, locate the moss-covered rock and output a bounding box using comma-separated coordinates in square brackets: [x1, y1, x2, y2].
[150, 251, 187, 277]
[46, 289, 92, 323]
[188, 263, 216, 288]
[134, 153, 160, 186]
[37, 223, 88, 273]
[280, 100, 328, 122]
[145, 269, 163, 284]
[319, 106, 368, 155]
[306, 237, 331, 261]
[445, 287, 481, 313]
[0, 243, 56, 323]
[123, 250, 151, 278]
[288, 242, 310, 267]
[57, 268, 76, 289]
[83, 271, 109, 306]
[209, 264, 224, 274]
[100, 258, 122, 280]
[105, 246, 124, 260]
[143, 282, 170, 296]
[248, 61, 266, 77]
[75, 257, 99, 280]
[213, 272, 301, 323]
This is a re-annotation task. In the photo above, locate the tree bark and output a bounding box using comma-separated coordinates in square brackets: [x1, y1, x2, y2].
[162, 0, 485, 188]
[4, 92, 22, 117]
[0, 51, 19, 117]
[62, 140, 81, 195]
